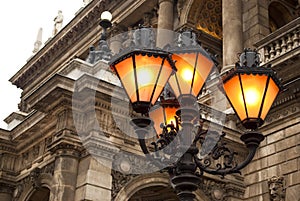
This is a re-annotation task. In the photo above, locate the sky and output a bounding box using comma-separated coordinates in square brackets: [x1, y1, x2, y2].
[0, 0, 84, 129]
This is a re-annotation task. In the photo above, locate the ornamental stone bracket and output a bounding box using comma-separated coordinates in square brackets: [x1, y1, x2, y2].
[29, 168, 42, 189]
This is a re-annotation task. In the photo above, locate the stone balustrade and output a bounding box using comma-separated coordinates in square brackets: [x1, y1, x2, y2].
[255, 17, 300, 65]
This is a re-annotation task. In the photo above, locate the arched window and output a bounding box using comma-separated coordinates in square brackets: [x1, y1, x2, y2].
[269, 2, 294, 32]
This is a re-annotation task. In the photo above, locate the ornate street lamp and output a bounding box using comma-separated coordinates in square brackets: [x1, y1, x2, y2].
[221, 49, 282, 130]
[110, 27, 176, 115]
[149, 85, 180, 136]
[107, 23, 282, 200]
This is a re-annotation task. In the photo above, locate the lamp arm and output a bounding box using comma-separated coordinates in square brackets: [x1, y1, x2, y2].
[138, 138, 150, 154]
[194, 143, 258, 176]
[194, 131, 264, 176]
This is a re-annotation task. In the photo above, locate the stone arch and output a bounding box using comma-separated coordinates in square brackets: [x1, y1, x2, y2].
[114, 172, 209, 201]
[269, 1, 294, 32]
[18, 173, 54, 201]
[24, 187, 50, 201]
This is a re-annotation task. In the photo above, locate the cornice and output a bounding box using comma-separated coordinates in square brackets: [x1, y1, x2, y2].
[9, 0, 107, 90]
[9, 0, 146, 92]
[24, 74, 74, 112]
[0, 129, 11, 140]
[10, 110, 46, 141]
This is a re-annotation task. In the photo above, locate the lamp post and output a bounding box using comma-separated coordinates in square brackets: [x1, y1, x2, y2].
[105, 11, 282, 201]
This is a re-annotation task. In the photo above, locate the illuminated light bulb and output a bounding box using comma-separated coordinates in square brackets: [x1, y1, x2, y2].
[101, 11, 112, 21]
[181, 68, 194, 82]
[242, 88, 260, 106]
[137, 68, 154, 86]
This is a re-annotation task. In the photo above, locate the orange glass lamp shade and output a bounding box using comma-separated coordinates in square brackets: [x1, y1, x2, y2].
[149, 98, 179, 135]
[168, 48, 214, 99]
[110, 49, 176, 114]
[222, 66, 282, 130]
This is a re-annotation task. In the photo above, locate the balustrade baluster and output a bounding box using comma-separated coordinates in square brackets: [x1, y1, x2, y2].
[292, 29, 299, 48]
[269, 43, 275, 59]
[281, 36, 287, 53]
[264, 46, 269, 62]
[275, 40, 281, 56]
[287, 33, 293, 51]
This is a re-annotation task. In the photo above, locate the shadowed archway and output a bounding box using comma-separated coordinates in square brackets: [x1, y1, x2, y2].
[25, 187, 50, 201]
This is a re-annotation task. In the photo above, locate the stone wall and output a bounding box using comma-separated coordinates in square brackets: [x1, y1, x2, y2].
[243, 95, 300, 200]
[242, 0, 270, 48]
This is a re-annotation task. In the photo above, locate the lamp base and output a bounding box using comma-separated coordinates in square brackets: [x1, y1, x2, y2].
[171, 173, 199, 201]
[240, 131, 265, 148]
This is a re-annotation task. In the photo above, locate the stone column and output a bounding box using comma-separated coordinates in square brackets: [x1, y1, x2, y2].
[74, 131, 119, 201]
[0, 183, 13, 201]
[222, 0, 243, 73]
[51, 145, 80, 201]
[156, 0, 174, 48]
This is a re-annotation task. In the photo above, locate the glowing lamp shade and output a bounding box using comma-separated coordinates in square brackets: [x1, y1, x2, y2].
[101, 11, 112, 21]
[110, 50, 176, 114]
[222, 67, 281, 130]
[149, 99, 179, 135]
[168, 51, 214, 98]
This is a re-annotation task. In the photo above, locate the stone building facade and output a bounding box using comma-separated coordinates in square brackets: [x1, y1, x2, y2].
[0, 0, 299, 201]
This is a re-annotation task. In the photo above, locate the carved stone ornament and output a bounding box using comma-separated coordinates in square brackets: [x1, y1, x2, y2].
[268, 176, 285, 201]
[13, 185, 23, 199]
[111, 169, 138, 201]
[200, 179, 227, 201]
[30, 168, 42, 189]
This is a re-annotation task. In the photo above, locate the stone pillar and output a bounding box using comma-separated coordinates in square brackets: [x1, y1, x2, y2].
[156, 0, 174, 48]
[0, 183, 13, 201]
[75, 156, 113, 201]
[74, 131, 119, 201]
[51, 145, 79, 201]
[222, 0, 243, 73]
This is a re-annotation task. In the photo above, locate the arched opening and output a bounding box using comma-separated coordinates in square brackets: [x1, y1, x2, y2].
[25, 187, 50, 201]
[129, 185, 179, 201]
[269, 2, 293, 32]
[114, 172, 209, 201]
